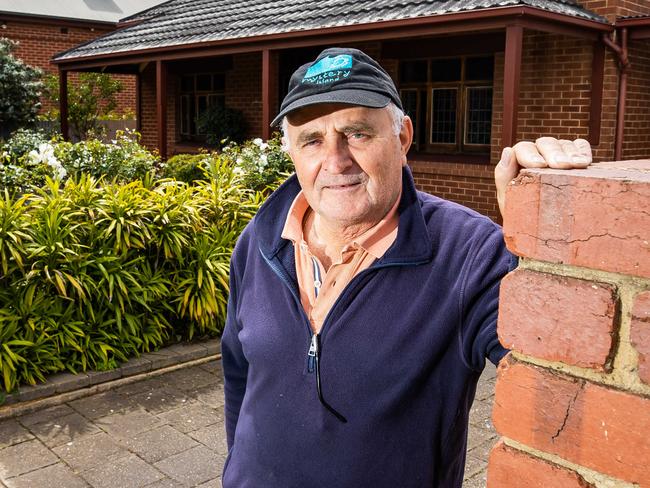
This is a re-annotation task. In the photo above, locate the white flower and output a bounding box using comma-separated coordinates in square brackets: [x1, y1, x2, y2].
[252, 138, 263, 146]
[52, 164, 67, 180]
[260, 142, 269, 150]
[27, 150, 40, 165]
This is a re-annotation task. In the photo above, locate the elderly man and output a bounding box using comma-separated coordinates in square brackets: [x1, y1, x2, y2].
[221, 47, 591, 487]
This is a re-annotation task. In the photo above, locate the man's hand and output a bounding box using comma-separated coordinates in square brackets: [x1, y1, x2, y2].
[495, 137, 592, 216]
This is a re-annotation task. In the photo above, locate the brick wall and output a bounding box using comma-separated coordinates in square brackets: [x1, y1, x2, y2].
[1, 18, 136, 115]
[226, 52, 264, 138]
[139, 63, 157, 151]
[409, 160, 500, 221]
[518, 34, 595, 146]
[488, 160, 650, 487]
[491, 31, 620, 163]
[623, 39, 650, 160]
[581, 0, 650, 22]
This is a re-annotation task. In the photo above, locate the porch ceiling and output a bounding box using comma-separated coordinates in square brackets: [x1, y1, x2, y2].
[52, 0, 609, 69]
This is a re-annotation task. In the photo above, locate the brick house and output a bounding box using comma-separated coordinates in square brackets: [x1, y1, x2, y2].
[52, 0, 650, 221]
[0, 0, 165, 114]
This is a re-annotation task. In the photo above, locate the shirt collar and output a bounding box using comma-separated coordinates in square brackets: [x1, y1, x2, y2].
[281, 190, 401, 260]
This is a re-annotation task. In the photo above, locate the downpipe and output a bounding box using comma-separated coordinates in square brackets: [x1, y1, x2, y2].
[602, 28, 630, 161]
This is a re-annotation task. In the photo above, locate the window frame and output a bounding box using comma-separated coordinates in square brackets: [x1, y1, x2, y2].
[399, 55, 494, 155]
[463, 85, 493, 147]
[178, 72, 226, 141]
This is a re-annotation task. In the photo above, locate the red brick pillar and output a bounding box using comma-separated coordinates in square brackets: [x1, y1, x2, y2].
[488, 160, 650, 487]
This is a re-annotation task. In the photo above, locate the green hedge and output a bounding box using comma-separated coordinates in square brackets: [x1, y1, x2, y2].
[0, 161, 265, 394]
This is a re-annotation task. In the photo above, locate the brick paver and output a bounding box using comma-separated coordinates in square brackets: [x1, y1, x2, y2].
[0, 359, 497, 487]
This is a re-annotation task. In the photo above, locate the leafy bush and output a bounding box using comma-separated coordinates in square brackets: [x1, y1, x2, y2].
[0, 129, 67, 193]
[158, 134, 292, 192]
[1, 128, 50, 157]
[196, 105, 247, 147]
[54, 130, 159, 181]
[0, 165, 262, 394]
[222, 135, 293, 191]
[43, 72, 123, 140]
[0, 38, 43, 137]
[0, 129, 158, 194]
[159, 153, 212, 183]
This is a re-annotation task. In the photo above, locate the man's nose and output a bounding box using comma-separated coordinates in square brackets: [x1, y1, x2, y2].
[321, 136, 353, 174]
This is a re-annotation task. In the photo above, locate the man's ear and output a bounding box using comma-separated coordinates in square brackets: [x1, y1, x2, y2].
[399, 115, 414, 166]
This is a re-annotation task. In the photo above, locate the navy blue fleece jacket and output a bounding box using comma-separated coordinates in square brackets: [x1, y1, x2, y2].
[221, 166, 512, 487]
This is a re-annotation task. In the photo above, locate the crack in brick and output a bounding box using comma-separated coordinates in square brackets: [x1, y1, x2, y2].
[518, 231, 642, 245]
[551, 387, 582, 442]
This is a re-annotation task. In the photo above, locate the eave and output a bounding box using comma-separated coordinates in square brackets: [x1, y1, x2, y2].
[52, 5, 613, 71]
[0, 11, 117, 30]
[616, 16, 650, 40]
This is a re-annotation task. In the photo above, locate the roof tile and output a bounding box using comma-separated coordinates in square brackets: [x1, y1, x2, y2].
[54, 0, 608, 61]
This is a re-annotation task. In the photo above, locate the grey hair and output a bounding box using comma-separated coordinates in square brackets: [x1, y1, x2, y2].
[280, 102, 405, 152]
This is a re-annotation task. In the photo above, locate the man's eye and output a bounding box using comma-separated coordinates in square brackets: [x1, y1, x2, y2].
[302, 139, 320, 148]
[349, 133, 367, 140]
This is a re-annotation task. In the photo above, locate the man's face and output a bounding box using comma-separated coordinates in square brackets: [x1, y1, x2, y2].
[285, 104, 413, 230]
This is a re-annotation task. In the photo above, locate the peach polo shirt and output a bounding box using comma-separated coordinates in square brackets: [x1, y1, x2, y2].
[281, 191, 400, 333]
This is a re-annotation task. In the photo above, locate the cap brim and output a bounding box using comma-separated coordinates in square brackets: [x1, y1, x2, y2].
[270, 89, 391, 127]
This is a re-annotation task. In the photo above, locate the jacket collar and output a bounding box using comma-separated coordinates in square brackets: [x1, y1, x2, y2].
[255, 166, 433, 265]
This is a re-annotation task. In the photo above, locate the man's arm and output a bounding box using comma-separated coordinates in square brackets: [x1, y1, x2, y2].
[222, 257, 249, 450]
[494, 137, 593, 216]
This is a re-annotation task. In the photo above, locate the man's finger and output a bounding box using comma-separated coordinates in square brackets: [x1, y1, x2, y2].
[572, 138, 592, 167]
[536, 137, 573, 169]
[513, 141, 547, 168]
[559, 139, 591, 168]
[559, 139, 580, 158]
[495, 147, 519, 217]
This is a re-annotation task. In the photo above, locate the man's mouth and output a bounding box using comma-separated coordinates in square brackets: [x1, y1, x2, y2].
[324, 182, 361, 190]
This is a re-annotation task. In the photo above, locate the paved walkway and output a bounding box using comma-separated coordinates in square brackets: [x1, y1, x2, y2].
[0, 358, 497, 488]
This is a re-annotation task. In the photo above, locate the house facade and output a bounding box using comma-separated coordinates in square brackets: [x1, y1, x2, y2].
[52, 0, 650, 221]
[0, 0, 165, 115]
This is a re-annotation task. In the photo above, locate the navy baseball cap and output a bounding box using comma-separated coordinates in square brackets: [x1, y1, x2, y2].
[271, 47, 403, 126]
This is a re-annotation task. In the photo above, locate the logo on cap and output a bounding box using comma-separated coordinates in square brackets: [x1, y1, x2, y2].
[303, 55, 352, 85]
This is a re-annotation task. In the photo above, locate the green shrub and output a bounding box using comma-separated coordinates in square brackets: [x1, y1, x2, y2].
[0, 165, 261, 394]
[0, 133, 294, 393]
[0, 129, 159, 194]
[159, 153, 213, 183]
[54, 129, 158, 181]
[0, 38, 43, 138]
[1, 128, 50, 158]
[221, 134, 293, 191]
[158, 134, 292, 191]
[196, 105, 248, 147]
[0, 129, 67, 194]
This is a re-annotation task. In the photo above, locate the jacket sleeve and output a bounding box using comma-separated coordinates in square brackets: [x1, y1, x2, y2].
[459, 224, 517, 371]
[222, 246, 249, 450]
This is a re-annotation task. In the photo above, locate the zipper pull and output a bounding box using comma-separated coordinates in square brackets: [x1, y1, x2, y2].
[314, 278, 322, 297]
[307, 333, 318, 373]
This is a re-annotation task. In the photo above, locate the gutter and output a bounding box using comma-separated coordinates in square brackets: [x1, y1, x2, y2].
[0, 11, 117, 29]
[602, 28, 630, 161]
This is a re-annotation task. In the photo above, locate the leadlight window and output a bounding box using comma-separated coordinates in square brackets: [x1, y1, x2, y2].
[399, 56, 494, 154]
[179, 73, 226, 140]
[431, 88, 457, 144]
[465, 86, 493, 145]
